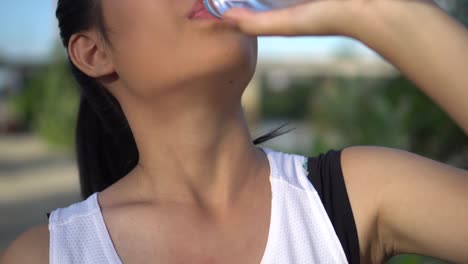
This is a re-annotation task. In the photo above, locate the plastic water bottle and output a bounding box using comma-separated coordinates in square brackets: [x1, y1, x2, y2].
[204, 0, 310, 18]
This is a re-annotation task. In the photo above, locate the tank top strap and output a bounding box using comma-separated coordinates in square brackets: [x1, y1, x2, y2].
[48, 193, 122, 264]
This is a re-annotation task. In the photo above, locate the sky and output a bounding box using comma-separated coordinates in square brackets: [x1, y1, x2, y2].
[0, 0, 378, 63]
[0, 0, 57, 61]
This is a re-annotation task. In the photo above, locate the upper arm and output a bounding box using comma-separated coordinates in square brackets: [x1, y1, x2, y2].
[341, 146, 468, 263]
[0, 224, 49, 264]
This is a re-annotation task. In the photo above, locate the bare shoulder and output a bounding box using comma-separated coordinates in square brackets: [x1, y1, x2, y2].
[0, 224, 49, 264]
[338, 146, 394, 262]
[340, 146, 468, 263]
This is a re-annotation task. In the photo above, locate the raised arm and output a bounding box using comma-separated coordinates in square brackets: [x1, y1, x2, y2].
[339, 12, 468, 255]
[349, 1, 468, 134]
[224, 0, 468, 134]
[223, 1, 468, 263]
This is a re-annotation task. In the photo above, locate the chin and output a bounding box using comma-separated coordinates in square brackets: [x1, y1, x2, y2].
[187, 45, 257, 90]
[131, 36, 258, 98]
[205, 36, 258, 73]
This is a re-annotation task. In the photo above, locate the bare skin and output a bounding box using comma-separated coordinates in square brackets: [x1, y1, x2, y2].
[2, 0, 468, 263]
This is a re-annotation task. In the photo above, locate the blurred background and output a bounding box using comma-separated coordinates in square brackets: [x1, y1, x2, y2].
[0, 0, 467, 263]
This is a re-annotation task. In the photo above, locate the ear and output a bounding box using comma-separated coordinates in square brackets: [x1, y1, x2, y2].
[68, 31, 115, 78]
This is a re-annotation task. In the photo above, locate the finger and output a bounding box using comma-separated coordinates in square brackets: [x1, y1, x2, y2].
[222, 1, 343, 36]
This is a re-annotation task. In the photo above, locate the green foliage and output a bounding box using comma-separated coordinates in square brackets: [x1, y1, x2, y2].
[261, 77, 319, 120]
[309, 75, 467, 167]
[8, 59, 79, 150]
[387, 255, 450, 264]
[310, 77, 410, 152]
[453, 1, 468, 26]
[382, 76, 468, 164]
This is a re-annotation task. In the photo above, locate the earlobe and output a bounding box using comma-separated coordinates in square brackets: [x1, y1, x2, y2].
[68, 32, 115, 78]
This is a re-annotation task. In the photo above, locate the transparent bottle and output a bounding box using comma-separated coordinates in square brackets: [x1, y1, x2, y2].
[204, 0, 310, 18]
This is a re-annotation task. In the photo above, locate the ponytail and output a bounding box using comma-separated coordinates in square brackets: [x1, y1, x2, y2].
[72, 65, 137, 199]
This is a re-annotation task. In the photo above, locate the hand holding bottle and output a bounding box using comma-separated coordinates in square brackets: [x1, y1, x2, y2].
[222, 0, 438, 38]
[224, 0, 468, 133]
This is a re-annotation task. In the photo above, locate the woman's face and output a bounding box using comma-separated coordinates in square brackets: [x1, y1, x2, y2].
[101, 0, 258, 99]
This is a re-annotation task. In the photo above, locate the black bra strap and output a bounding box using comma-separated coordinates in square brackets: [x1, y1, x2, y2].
[307, 150, 360, 264]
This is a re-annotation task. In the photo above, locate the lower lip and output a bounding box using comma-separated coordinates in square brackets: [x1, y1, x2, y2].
[190, 9, 221, 20]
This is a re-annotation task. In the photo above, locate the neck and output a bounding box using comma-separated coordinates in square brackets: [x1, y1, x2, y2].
[116, 88, 270, 211]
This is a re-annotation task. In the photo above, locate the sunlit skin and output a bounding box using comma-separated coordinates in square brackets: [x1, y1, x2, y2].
[93, 0, 265, 205]
[2, 0, 468, 263]
[67, 0, 271, 262]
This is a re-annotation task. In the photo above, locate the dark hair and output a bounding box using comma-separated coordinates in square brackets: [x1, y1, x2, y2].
[56, 0, 291, 200]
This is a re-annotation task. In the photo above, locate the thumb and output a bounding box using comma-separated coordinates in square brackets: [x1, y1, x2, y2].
[223, 1, 344, 36]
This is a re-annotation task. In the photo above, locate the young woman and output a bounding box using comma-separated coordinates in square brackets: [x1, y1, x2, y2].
[2, 0, 467, 263]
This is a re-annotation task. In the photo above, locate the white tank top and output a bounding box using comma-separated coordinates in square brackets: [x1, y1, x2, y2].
[48, 147, 348, 263]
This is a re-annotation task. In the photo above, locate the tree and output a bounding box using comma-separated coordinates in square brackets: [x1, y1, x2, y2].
[8, 47, 78, 150]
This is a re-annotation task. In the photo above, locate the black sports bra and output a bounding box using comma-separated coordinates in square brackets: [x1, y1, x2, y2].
[307, 150, 360, 264]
